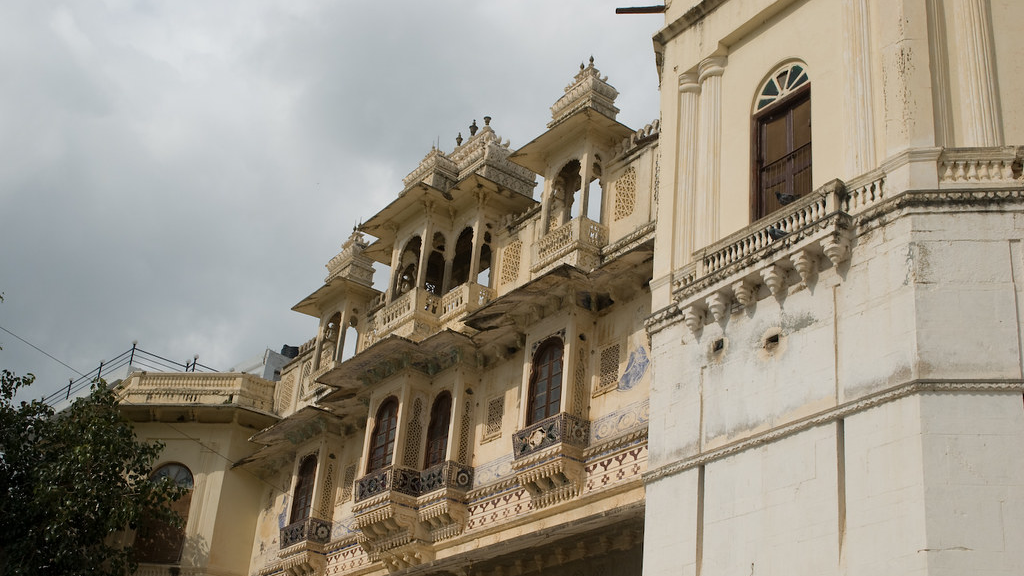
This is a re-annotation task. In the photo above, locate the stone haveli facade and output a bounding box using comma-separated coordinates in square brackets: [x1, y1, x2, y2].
[118, 1, 1023, 576]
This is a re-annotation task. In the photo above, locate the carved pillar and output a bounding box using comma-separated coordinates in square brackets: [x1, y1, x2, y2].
[385, 223, 401, 304]
[578, 145, 593, 220]
[312, 321, 326, 370]
[539, 176, 553, 235]
[676, 73, 701, 268]
[334, 308, 350, 363]
[953, 0, 1002, 146]
[695, 57, 726, 249]
[842, 0, 876, 175]
[416, 219, 432, 291]
[442, 237, 454, 295]
[468, 194, 486, 283]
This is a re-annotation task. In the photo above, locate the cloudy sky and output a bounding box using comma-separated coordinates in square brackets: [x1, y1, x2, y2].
[0, 1, 663, 403]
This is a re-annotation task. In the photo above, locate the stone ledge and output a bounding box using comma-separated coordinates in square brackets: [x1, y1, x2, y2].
[642, 379, 1024, 485]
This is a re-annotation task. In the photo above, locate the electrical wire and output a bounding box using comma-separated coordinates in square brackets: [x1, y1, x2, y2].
[0, 333, 291, 494]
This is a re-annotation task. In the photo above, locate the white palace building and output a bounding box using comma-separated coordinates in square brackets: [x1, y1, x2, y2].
[116, 1, 1024, 575]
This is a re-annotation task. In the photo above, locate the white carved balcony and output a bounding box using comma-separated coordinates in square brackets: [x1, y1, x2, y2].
[532, 216, 608, 274]
[649, 178, 880, 336]
[361, 288, 442, 347]
[438, 282, 495, 328]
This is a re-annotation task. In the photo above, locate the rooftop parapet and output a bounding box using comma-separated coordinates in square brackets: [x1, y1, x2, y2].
[401, 117, 536, 197]
[548, 57, 620, 128]
[117, 368, 278, 414]
[325, 230, 375, 286]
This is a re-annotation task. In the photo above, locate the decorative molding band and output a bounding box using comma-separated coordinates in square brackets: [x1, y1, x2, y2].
[643, 379, 1024, 484]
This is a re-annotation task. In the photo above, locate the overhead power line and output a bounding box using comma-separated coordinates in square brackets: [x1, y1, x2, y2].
[0, 324, 86, 376]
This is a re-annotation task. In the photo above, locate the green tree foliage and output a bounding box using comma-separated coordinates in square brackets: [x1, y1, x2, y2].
[0, 370, 184, 576]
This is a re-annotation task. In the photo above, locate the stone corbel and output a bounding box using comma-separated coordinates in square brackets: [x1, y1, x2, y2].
[682, 305, 705, 334]
[731, 279, 756, 309]
[823, 231, 851, 267]
[790, 250, 817, 284]
[706, 292, 731, 323]
[761, 265, 786, 297]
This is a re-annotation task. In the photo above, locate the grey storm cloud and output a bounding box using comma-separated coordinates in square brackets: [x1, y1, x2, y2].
[0, 0, 661, 402]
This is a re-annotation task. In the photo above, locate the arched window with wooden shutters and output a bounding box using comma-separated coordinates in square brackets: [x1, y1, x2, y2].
[289, 455, 318, 523]
[753, 61, 811, 220]
[527, 338, 564, 425]
[135, 463, 194, 565]
[424, 392, 452, 468]
[367, 397, 399, 472]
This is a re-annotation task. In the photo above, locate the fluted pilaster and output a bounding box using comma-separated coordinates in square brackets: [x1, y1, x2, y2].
[695, 57, 726, 249]
[675, 73, 701, 268]
[841, 0, 876, 174]
[953, 0, 1002, 146]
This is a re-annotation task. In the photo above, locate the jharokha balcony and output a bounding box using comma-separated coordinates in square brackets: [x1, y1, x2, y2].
[351, 461, 474, 569]
[280, 516, 332, 549]
[360, 282, 494, 347]
[511, 412, 591, 508]
[532, 216, 608, 275]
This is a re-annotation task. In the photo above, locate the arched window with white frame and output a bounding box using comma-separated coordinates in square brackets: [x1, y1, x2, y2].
[753, 61, 811, 220]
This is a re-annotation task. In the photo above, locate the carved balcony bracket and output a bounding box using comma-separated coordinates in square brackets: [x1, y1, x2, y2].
[511, 413, 590, 508]
[731, 279, 756, 309]
[682, 305, 705, 335]
[790, 250, 817, 285]
[761, 265, 786, 297]
[706, 292, 731, 323]
[822, 230, 852, 268]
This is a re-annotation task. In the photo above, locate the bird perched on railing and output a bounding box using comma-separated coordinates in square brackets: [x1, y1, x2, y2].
[776, 191, 798, 205]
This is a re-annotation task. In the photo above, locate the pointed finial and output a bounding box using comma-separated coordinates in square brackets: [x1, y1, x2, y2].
[469, 119, 478, 136]
[580, 62, 585, 71]
[589, 55, 594, 66]
[456, 132, 463, 146]
[483, 116, 491, 126]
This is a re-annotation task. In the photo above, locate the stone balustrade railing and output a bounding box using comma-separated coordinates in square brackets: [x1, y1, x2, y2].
[120, 373, 275, 413]
[671, 178, 885, 298]
[532, 216, 608, 273]
[439, 282, 495, 324]
[938, 146, 1021, 187]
